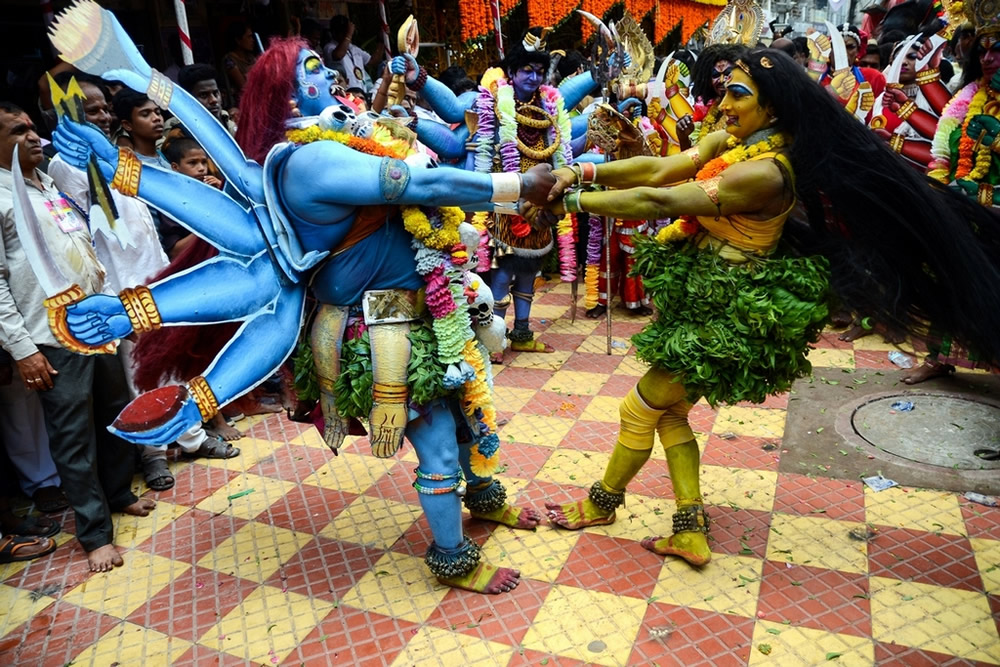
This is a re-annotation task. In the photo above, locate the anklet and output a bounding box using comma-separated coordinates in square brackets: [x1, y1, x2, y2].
[413, 468, 466, 496]
[425, 536, 481, 578]
[588, 481, 625, 512]
[463, 479, 507, 513]
[672, 505, 710, 534]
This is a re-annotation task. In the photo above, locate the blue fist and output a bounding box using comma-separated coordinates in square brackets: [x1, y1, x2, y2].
[65, 294, 133, 345]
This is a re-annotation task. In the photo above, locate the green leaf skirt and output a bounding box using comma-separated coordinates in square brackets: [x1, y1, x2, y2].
[630, 236, 831, 407]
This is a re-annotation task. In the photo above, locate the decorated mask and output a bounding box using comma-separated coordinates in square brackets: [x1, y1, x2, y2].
[295, 48, 339, 117]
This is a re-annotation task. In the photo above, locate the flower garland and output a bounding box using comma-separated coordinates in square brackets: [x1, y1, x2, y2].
[928, 82, 978, 183]
[286, 122, 501, 476]
[955, 85, 997, 181]
[475, 77, 578, 281]
[584, 214, 603, 308]
[654, 132, 790, 244]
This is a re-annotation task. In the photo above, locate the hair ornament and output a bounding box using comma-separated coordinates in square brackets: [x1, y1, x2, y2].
[735, 59, 751, 75]
[759, 55, 774, 68]
[523, 27, 552, 52]
[839, 23, 862, 47]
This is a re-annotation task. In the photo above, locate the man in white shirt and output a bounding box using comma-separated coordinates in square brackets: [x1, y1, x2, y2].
[323, 15, 380, 93]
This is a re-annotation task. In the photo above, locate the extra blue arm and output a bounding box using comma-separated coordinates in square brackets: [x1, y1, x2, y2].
[419, 76, 479, 124]
[558, 71, 599, 113]
[415, 119, 470, 162]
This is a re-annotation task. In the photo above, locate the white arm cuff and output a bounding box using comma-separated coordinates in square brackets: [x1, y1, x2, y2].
[490, 172, 521, 203]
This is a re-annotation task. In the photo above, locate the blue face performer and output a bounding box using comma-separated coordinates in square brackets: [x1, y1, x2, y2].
[37, 1, 557, 595]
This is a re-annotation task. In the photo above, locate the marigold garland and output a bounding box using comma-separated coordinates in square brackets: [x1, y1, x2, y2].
[928, 82, 977, 183]
[955, 85, 997, 181]
[461, 339, 501, 475]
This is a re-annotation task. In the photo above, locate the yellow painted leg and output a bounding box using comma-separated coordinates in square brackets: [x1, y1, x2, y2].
[310, 305, 349, 453]
[368, 322, 410, 458]
[641, 439, 711, 566]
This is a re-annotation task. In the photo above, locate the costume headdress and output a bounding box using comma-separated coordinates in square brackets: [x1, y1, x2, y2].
[523, 27, 552, 52]
[839, 23, 863, 48]
[964, 0, 1000, 38]
[706, 0, 765, 47]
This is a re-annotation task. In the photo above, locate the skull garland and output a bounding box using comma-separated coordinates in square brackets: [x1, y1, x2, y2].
[467, 278, 507, 354]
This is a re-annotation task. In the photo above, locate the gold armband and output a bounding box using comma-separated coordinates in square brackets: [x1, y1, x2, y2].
[683, 146, 703, 170]
[188, 376, 220, 421]
[915, 68, 939, 85]
[119, 286, 162, 334]
[896, 100, 916, 121]
[888, 134, 904, 154]
[146, 70, 174, 109]
[111, 148, 142, 197]
[978, 183, 995, 208]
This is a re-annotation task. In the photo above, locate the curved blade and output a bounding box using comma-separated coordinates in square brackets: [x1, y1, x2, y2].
[886, 33, 921, 84]
[578, 10, 614, 43]
[824, 21, 850, 73]
[916, 34, 946, 70]
[10, 145, 74, 297]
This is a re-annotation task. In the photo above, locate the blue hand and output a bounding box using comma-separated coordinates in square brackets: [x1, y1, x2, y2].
[65, 294, 133, 345]
[52, 118, 118, 173]
[109, 397, 203, 447]
[389, 54, 418, 84]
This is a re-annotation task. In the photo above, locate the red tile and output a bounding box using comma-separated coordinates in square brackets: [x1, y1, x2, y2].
[702, 434, 783, 471]
[598, 374, 638, 398]
[425, 577, 552, 645]
[534, 333, 588, 352]
[561, 353, 626, 374]
[960, 497, 1000, 540]
[535, 291, 572, 306]
[367, 464, 421, 505]
[629, 456, 673, 498]
[494, 443, 555, 481]
[248, 443, 337, 483]
[988, 594, 1000, 639]
[521, 391, 591, 420]
[630, 603, 754, 666]
[556, 533, 660, 599]
[137, 508, 249, 563]
[610, 320, 647, 337]
[286, 606, 418, 666]
[873, 641, 997, 666]
[814, 331, 856, 350]
[242, 413, 313, 441]
[772, 474, 866, 522]
[0, 600, 120, 666]
[153, 463, 240, 507]
[126, 565, 255, 642]
[1, 533, 94, 592]
[558, 420, 618, 452]
[757, 560, 871, 636]
[264, 535, 385, 603]
[854, 350, 898, 370]
[868, 527, 984, 592]
[261, 484, 356, 534]
[705, 507, 772, 559]
[735, 392, 790, 410]
[172, 643, 249, 666]
[493, 367, 558, 391]
[687, 403, 717, 434]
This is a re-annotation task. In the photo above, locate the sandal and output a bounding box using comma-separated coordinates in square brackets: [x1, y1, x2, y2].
[0, 534, 57, 563]
[143, 457, 175, 491]
[183, 435, 240, 459]
[32, 486, 69, 513]
[5, 515, 60, 538]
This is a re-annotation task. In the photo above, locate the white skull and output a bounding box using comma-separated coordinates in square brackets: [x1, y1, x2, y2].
[353, 111, 381, 138]
[318, 103, 358, 133]
[457, 222, 481, 270]
[467, 277, 506, 354]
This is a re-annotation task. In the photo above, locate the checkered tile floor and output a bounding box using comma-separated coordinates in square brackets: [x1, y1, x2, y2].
[2, 279, 999, 666]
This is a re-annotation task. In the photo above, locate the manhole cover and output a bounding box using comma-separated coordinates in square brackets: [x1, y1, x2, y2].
[852, 394, 1000, 470]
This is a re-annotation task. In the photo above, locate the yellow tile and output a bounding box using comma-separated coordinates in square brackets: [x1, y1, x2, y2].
[491, 386, 537, 413]
[400, 446, 419, 464]
[134, 459, 194, 495]
[614, 356, 649, 377]
[112, 500, 190, 549]
[341, 551, 448, 623]
[521, 584, 646, 667]
[0, 531, 74, 582]
[766, 513, 868, 574]
[70, 621, 191, 666]
[492, 475, 531, 498]
[652, 553, 764, 618]
[201, 584, 335, 663]
[499, 414, 574, 447]
[864, 487, 965, 536]
[701, 465, 777, 513]
[577, 335, 632, 356]
[391, 626, 514, 666]
[532, 303, 569, 320]
[548, 281, 573, 294]
[319, 495, 422, 549]
[542, 318, 600, 335]
[301, 451, 398, 494]
[197, 521, 311, 583]
[541, 370, 608, 396]
[507, 349, 573, 371]
[971, 538, 1000, 595]
[869, 576, 1000, 662]
[0, 584, 56, 636]
[194, 472, 296, 520]
[288, 426, 340, 450]
[808, 348, 856, 369]
[580, 395, 622, 423]
[748, 621, 875, 666]
[713, 406, 786, 439]
[198, 434, 282, 470]
[62, 551, 190, 619]
[850, 336, 917, 354]
[583, 493, 676, 542]
[535, 448, 609, 487]
[480, 525, 581, 582]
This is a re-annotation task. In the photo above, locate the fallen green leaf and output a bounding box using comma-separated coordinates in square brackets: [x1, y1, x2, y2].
[826, 652, 842, 660]
[758, 644, 772, 655]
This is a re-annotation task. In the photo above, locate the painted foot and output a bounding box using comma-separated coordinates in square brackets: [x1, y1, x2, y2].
[470, 504, 542, 530]
[490, 351, 505, 364]
[111, 386, 203, 446]
[640, 532, 711, 566]
[438, 562, 521, 594]
[121, 498, 156, 517]
[545, 498, 615, 530]
[830, 308, 853, 328]
[509, 339, 555, 353]
[87, 543, 124, 572]
[902, 360, 955, 385]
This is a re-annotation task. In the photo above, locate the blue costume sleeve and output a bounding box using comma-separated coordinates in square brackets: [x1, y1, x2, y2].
[416, 118, 470, 162]
[558, 71, 599, 113]
[418, 76, 479, 124]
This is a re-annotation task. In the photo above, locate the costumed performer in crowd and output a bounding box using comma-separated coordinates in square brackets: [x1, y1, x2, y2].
[524, 49, 1000, 567]
[38, 1, 559, 593]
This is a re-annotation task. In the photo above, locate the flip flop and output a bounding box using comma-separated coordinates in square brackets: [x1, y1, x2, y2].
[143, 457, 175, 491]
[0, 534, 57, 563]
[6, 515, 60, 538]
[183, 435, 240, 459]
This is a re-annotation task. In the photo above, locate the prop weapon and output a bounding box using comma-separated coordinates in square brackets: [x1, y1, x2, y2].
[389, 16, 418, 107]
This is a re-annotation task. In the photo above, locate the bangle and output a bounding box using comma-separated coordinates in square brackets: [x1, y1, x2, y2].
[564, 189, 583, 213]
[896, 100, 916, 121]
[111, 148, 142, 197]
[578, 161, 597, 185]
[189, 375, 220, 421]
[916, 68, 939, 85]
[570, 163, 583, 185]
[490, 172, 521, 203]
[411, 66, 428, 92]
[119, 286, 161, 334]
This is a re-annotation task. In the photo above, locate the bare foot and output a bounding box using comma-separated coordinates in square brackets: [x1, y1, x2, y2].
[470, 504, 542, 530]
[640, 532, 711, 566]
[122, 498, 156, 516]
[438, 562, 521, 594]
[838, 323, 873, 342]
[87, 544, 124, 572]
[490, 352, 504, 364]
[903, 360, 955, 384]
[207, 413, 243, 441]
[545, 498, 615, 530]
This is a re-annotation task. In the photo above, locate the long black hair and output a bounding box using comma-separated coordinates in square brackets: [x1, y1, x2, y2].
[744, 49, 1000, 365]
[501, 28, 551, 76]
[691, 44, 748, 102]
[961, 36, 987, 88]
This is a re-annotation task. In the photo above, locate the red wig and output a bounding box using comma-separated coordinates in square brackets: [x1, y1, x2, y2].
[235, 37, 307, 163]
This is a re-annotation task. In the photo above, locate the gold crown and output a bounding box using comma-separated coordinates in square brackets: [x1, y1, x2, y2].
[965, 0, 1000, 38]
[523, 27, 552, 52]
[706, 0, 765, 47]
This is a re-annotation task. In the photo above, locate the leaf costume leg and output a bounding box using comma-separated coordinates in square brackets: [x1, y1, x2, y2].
[309, 304, 349, 453]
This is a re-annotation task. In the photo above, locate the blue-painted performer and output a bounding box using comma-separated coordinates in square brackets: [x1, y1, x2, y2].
[34, 1, 561, 594]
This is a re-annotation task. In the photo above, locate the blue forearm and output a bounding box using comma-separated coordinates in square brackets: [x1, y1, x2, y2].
[574, 152, 605, 164]
[416, 119, 469, 161]
[420, 77, 477, 124]
[559, 72, 598, 112]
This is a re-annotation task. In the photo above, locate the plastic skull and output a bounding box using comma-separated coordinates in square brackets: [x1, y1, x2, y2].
[318, 103, 358, 133]
[467, 278, 506, 354]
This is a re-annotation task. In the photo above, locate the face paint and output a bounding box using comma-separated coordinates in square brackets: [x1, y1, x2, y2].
[294, 48, 338, 117]
[718, 68, 773, 140]
[980, 36, 1000, 81]
[510, 63, 545, 101]
[712, 59, 733, 97]
[899, 47, 919, 84]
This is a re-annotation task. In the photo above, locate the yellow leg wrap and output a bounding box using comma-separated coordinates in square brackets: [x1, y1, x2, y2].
[616, 385, 662, 452]
[310, 305, 349, 452]
[654, 401, 695, 450]
[664, 439, 702, 508]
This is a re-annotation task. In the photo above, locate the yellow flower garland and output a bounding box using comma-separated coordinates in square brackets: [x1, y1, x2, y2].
[402, 206, 465, 251]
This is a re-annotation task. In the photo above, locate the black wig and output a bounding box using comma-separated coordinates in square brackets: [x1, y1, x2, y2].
[960, 36, 988, 88]
[744, 49, 1000, 365]
[501, 28, 552, 76]
[691, 44, 749, 103]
